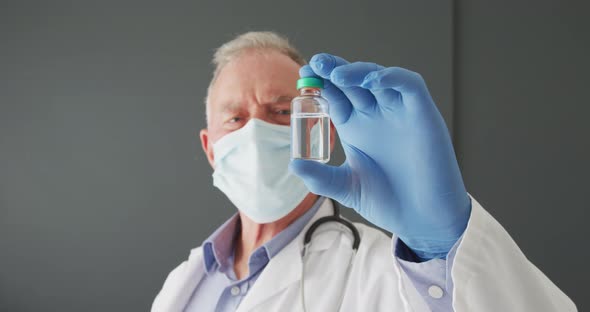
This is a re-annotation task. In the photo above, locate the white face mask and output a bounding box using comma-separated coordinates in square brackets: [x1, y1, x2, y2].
[212, 118, 310, 224]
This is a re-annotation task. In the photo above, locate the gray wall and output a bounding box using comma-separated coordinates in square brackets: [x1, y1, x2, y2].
[454, 1, 589, 310]
[0, 0, 585, 311]
[0, 1, 453, 311]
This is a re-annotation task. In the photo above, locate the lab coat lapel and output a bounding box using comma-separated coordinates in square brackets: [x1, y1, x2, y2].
[236, 199, 334, 312]
[154, 248, 206, 312]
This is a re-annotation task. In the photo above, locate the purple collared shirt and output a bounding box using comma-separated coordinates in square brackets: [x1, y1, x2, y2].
[185, 196, 457, 311]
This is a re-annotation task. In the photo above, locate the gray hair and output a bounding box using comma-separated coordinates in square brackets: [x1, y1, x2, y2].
[205, 31, 306, 121]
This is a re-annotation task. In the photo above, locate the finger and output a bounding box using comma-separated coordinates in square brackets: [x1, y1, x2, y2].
[298, 64, 317, 78]
[310, 55, 378, 113]
[289, 159, 351, 203]
[327, 62, 402, 112]
[299, 64, 353, 125]
[308, 53, 350, 79]
[361, 67, 430, 111]
[361, 67, 428, 95]
[330, 62, 383, 87]
[330, 62, 384, 112]
[370, 89, 404, 113]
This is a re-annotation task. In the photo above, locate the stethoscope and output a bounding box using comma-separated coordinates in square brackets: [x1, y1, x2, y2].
[300, 199, 361, 312]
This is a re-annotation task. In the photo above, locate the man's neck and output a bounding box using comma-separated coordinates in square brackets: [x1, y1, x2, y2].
[233, 193, 318, 280]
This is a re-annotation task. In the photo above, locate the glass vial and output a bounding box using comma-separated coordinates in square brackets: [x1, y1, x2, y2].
[291, 77, 330, 163]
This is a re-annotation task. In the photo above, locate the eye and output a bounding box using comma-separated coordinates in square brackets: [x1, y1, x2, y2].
[275, 109, 291, 115]
[228, 116, 242, 123]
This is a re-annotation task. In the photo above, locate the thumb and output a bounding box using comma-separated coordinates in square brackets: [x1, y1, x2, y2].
[289, 159, 351, 203]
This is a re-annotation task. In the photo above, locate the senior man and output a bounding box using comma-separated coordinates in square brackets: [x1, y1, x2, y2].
[152, 32, 576, 311]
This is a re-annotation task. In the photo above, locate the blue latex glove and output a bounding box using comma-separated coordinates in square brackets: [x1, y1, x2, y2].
[289, 54, 472, 260]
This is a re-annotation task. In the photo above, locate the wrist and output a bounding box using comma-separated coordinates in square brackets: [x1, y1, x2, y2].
[401, 195, 472, 261]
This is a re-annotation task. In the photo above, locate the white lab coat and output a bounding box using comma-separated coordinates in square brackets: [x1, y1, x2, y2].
[151, 196, 577, 311]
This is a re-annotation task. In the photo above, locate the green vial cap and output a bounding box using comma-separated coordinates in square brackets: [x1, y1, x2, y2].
[297, 77, 324, 90]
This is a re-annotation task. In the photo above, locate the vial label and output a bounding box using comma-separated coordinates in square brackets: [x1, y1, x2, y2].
[291, 112, 330, 163]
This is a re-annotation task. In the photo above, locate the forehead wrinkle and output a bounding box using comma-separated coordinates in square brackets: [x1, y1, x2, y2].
[257, 84, 296, 102]
[259, 97, 293, 110]
[208, 50, 300, 120]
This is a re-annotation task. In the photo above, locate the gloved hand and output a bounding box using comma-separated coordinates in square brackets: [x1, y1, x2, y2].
[289, 53, 472, 260]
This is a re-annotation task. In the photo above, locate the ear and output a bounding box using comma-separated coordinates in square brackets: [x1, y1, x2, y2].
[329, 120, 337, 152]
[200, 128, 215, 168]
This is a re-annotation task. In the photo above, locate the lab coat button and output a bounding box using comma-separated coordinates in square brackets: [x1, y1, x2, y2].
[231, 286, 240, 296]
[428, 285, 444, 299]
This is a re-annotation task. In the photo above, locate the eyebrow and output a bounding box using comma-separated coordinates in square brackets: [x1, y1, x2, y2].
[274, 95, 293, 102]
[220, 101, 243, 112]
[220, 95, 293, 111]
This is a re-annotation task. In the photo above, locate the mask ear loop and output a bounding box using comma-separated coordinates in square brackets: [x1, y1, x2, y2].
[300, 200, 361, 312]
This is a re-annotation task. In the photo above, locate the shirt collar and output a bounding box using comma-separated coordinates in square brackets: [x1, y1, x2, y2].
[263, 196, 326, 258]
[202, 215, 239, 273]
[202, 196, 326, 275]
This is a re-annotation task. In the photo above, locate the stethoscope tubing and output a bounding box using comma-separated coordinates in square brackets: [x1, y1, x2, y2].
[303, 199, 361, 251]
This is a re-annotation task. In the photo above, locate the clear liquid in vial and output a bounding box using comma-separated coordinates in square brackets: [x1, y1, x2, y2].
[291, 113, 330, 163]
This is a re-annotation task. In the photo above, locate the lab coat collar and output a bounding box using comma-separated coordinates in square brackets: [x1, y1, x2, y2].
[153, 198, 336, 312]
[235, 198, 336, 312]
